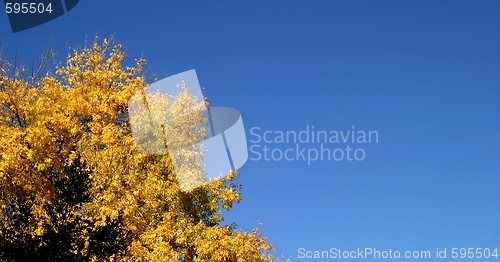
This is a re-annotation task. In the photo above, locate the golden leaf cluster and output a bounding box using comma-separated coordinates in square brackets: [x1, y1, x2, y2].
[0, 36, 279, 261]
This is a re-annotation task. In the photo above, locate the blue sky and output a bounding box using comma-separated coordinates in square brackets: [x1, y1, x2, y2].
[1, 1, 499, 260]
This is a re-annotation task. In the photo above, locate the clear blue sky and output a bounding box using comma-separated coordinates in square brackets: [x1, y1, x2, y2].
[1, 1, 499, 260]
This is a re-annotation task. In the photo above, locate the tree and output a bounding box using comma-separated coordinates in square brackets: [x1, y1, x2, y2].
[0, 36, 279, 261]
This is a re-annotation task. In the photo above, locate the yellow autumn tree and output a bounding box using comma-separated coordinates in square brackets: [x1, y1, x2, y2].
[0, 36, 279, 261]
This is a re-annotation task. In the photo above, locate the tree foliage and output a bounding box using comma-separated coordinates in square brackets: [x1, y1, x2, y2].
[0, 36, 278, 261]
